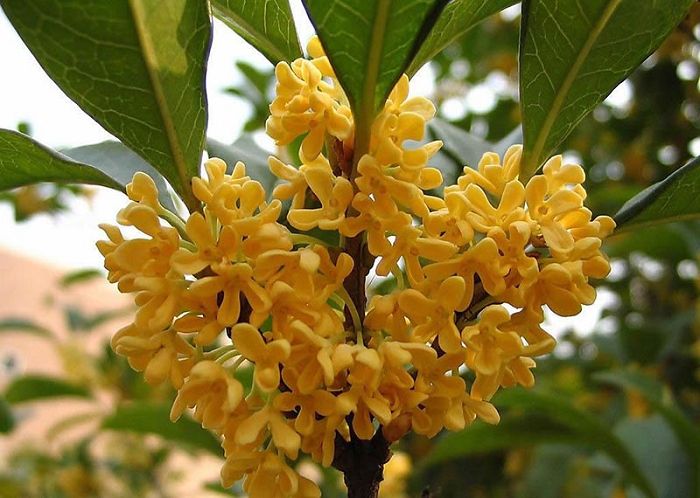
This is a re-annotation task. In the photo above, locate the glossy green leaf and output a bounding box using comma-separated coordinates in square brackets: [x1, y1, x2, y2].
[606, 223, 696, 262]
[63, 141, 179, 212]
[613, 156, 700, 232]
[428, 120, 522, 191]
[102, 402, 221, 456]
[303, 0, 447, 155]
[519, 0, 694, 177]
[0, 131, 181, 211]
[0, 130, 122, 192]
[407, 0, 518, 75]
[211, 0, 301, 64]
[431, 119, 522, 163]
[0, 317, 52, 338]
[430, 118, 493, 170]
[4, 375, 91, 404]
[427, 389, 656, 497]
[0, 397, 15, 434]
[207, 136, 277, 196]
[1, 0, 212, 210]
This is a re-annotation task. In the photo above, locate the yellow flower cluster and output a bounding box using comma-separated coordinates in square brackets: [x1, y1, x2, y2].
[99, 37, 614, 497]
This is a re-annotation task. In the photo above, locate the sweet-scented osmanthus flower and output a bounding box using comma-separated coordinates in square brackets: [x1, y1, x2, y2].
[98, 36, 614, 497]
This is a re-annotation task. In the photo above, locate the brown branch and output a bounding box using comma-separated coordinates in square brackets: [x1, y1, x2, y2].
[329, 134, 387, 497]
[332, 422, 391, 498]
[343, 233, 373, 330]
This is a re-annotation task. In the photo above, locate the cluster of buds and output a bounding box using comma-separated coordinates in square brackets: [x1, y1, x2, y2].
[98, 37, 614, 497]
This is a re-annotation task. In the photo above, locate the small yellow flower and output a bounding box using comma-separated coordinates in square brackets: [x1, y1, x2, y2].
[453, 144, 522, 196]
[274, 384, 337, 436]
[287, 162, 354, 231]
[235, 405, 301, 459]
[192, 157, 245, 204]
[126, 171, 161, 209]
[375, 224, 457, 286]
[174, 292, 225, 346]
[398, 276, 467, 353]
[189, 262, 270, 326]
[365, 293, 410, 341]
[268, 156, 308, 209]
[244, 452, 320, 498]
[254, 247, 321, 299]
[461, 305, 524, 397]
[112, 326, 194, 388]
[354, 154, 430, 218]
[424, 238, 506, 311]
[266, 57, 352, 163]
[170, 211, 238, 275]
[464, 180, 527, 233]
[525, 174, 584, 255]
[242, 222, 294, 258]
[170, 360, 244, 431]
[232, 323, 291, 392]
[132, 274, 186, 332]
[525, 261, 595, 316]
[424, 191, 475, 246]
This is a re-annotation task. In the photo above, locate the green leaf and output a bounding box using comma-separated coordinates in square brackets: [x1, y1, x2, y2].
[431, 119, 522, 167]
[303, 0, 447, 155]
[1, 0, 212, 210]
[430, 119, 493, 170]
[0, 130, 122, 192]
[497, 389, 656, 497]
[424, 413, 579, 466]
[235, 61, 274, 97]
[0, 317, 52, 338]
[427, 388, 656, 498]
[427, 120, 522, 191]
[204, 482, 236, 495]
[0, 397, 15, 434]
[102, 402, 221, 456]
[407, 0, 518, 75]
[0, 132, 181, 212]
[613, 416, 693, 498]
[64, 306, 127, 332]
[594, 371, 700, 466]
[519, 0, 694, 177]
[59, 269, 104, 288]
[207, 136, 278, 196]
[613, 156, 700, 232]
[62, 141, 179, 213]
[4, 375, 91, 404]
[47, 411, 102, 442]
[211, 0, 301, 64]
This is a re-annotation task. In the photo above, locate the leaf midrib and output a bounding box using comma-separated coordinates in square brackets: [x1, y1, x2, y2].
[352, 0, 392, 173]
[128, 0, 194, 208]
[525, 0, 623, 175]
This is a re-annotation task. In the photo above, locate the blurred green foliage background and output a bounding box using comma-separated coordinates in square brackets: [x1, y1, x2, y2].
[2, 4, 700, 498]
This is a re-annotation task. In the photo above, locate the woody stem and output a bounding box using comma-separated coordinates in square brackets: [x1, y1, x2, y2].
[329, 134, 386, 497]
[332, 419, 391, 498]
